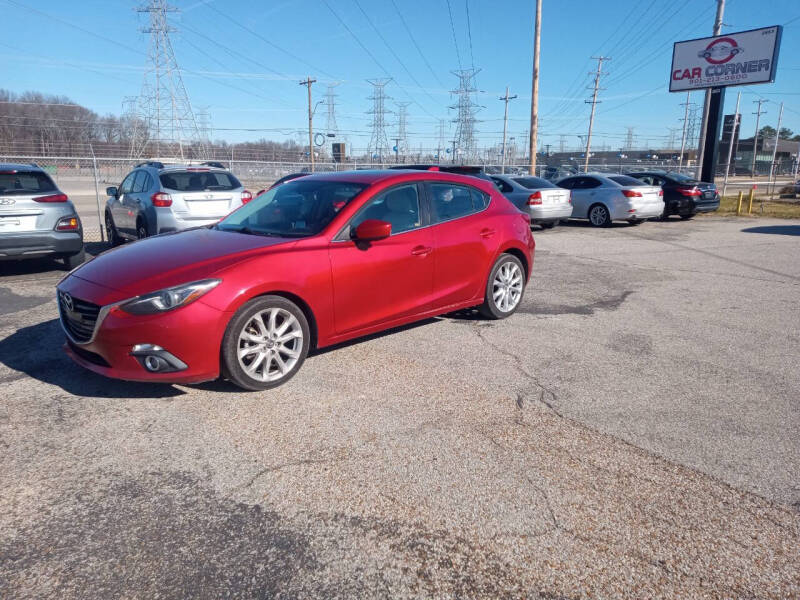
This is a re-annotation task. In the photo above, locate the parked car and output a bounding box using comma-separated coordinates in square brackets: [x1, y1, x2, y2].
[104, 161, 252, 244]
[390, 164, 497, 184]
[0, 162, 84, 268]
[57, 170, 534, 391]
[626, 171, 719, 219]
[490, 174, 572, 229]
[556, 173, 663, 227]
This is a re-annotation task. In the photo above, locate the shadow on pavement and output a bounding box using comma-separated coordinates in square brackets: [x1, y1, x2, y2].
[741, 225, 800, 237]
[0, 319, 186, 398]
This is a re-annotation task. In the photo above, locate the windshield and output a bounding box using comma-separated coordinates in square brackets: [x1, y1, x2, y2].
[216, 179, 367, 237]
[609, 175, 646, 187]
[0, 170, 57, 195]
[513, 176, 557, 189]
[160, 170, 241, 192]
[667, 172, 699, 183]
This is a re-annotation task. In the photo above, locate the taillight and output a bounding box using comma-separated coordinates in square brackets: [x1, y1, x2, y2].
[527, 191, 542, 206]
[34, 193, 68, 203]
[658, 189, 664, 196]
[622, 189, 642, 198]
[677, 187, 701, 197]
[241, 190, 253, 204]
[55, 216, 80, 231]
[151, 192, 172, 207]
[568, 191, 572, 204]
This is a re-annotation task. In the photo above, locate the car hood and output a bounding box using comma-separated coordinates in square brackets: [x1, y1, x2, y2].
[72, 227, 296, 296]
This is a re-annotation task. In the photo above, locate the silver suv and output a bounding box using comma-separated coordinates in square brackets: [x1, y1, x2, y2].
[0, 163, 84, 268]
[104, 161, 251, 243]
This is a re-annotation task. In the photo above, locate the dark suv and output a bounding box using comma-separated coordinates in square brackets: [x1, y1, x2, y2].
[626, 171, 719, 220]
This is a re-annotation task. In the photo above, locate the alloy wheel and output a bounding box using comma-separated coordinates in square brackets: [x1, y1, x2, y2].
[589, 205, 609, 227]
[492, 262, 523, 312]
[236, 307, 304, 382]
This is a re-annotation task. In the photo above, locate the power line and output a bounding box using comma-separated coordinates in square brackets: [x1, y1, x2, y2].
[388, 0, 446, 88]
[464, 0, 476, 71]
[445, 0, 463, 71]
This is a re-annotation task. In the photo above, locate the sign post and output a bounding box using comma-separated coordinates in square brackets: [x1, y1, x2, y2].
[669, 26, 782, 183]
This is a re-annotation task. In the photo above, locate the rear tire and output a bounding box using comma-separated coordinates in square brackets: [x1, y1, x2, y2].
[588, 203, 611, 228]
[539, 221, 556, 229]
[136, 218, 148, 240]
[105, 212, 122, 247]
[222, 295, 310, 391]
[61, 248, 85, 270]
[680, 213, 696, 220]
[479, 254, 525, 320]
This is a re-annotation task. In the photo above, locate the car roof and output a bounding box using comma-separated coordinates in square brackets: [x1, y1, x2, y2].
[0, 162, 45, 172]
[289, 169, 497, 189]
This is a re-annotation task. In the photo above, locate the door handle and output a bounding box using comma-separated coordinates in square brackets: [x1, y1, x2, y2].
[479, 228, 496, 238]
[411, 245, 432, 256]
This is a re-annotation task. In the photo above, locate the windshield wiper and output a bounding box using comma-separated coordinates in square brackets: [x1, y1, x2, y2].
[218, 225, 305, 238]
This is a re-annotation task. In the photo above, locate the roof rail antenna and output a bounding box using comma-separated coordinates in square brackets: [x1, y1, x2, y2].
[201, 161, 227, 169]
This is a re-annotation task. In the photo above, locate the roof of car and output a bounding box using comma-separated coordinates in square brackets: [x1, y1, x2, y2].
[0, 162, 45, 171]
[290, 169, 497, 188]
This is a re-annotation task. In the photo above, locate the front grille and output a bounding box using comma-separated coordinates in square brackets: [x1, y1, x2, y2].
[59, 292, 100, 343]
[67, 340, 110, 367]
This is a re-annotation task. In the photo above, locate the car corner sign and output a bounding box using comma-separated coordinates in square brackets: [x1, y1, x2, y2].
[669, 26, 782, 92]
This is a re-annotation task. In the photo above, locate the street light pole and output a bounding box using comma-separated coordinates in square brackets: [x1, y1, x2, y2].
[300, 77, 317, 172]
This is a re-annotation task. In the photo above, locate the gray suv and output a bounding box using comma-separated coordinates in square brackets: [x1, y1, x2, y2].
[105, 161, 251, 243]
[0, 163, 84, 268]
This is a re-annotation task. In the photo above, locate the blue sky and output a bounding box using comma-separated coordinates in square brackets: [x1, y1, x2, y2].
[1, 0, 799, 153]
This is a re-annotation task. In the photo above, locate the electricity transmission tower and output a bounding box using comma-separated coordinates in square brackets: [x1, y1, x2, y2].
[366, 78, 393, 163]
[686, 104, 700, 150]
[196, 107, 212, 145]
[625, 127, 635, 151]
[559, 134, 566, 154]
[450, 68, 481, 163]
[131, 0, 205, 159]
[437, 119, 447, 163]
[395, 101, 411, 158]
[667, 127, 679, 150]
[584, 56, 610, 172]
[324, 83, 340, 138]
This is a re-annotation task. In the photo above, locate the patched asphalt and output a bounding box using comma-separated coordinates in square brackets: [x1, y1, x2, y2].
[1, 216, 798, 598]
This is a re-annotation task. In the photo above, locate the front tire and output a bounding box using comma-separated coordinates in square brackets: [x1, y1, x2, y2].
[105, 212, 122, 246]
[479, 254, 525, 320]
[222, 295, 310, 391]
[588, 203, 611, 227]
[136, 218, 148, 240]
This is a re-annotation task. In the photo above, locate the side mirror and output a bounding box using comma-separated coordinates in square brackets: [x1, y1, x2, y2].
[106, 186, 118, 198]
[353, 219, 391, 242]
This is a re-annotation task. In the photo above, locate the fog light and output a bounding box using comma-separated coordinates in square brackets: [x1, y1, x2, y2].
[144, 355, 162, 372]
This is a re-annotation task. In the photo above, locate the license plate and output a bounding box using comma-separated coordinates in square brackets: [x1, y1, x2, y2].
[187, 200, 229, 216]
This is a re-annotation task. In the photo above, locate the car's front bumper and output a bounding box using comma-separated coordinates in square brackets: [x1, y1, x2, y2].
[0, 229, 82, 261]
[57, 275, 229, 384]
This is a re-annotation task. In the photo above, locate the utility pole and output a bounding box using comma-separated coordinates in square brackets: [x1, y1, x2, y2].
[751, 99, 767, 177]
[499, 86, 518, 174]
[678, 91, 690, 171]
[696, 0, 725, 178]
[529, 0, 542, 175]
[768, 102, 783, 201]
[721, 91, 740, 198]
[584, 56, 610, 173]
[299, 77, 316, 172]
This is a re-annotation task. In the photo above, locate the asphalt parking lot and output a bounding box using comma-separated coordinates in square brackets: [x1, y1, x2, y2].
[1, 216, 798, 598]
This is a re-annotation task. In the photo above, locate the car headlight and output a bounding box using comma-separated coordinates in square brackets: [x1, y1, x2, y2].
[119, 279, 221, 315]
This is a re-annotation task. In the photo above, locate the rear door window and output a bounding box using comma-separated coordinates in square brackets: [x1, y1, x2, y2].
[132, 171, 148, 193]
[160, 170, 241, 192]
[429, 183, 480, 223]
[0, 170, 57, 195]
[557, 177, 579, 189]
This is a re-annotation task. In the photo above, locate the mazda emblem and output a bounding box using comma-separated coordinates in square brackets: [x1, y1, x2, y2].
[61, 292, 74, 312]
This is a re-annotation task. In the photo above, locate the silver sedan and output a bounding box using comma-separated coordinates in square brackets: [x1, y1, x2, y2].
[491, 175, 572, 229]
[556, 173, 664, 227]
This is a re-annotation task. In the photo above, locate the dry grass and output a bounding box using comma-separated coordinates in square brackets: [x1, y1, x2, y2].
[712, 195, 800, 219]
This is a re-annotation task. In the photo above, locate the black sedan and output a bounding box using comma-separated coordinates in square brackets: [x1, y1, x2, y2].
[626, 171, 719, 220]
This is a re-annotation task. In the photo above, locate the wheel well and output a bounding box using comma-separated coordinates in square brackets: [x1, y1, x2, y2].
[255, 291, 319, 350]
[503, 248, 529, 280]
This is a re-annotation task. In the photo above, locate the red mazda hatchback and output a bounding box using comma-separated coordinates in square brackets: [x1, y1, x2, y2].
[57, 170, 534, 390]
